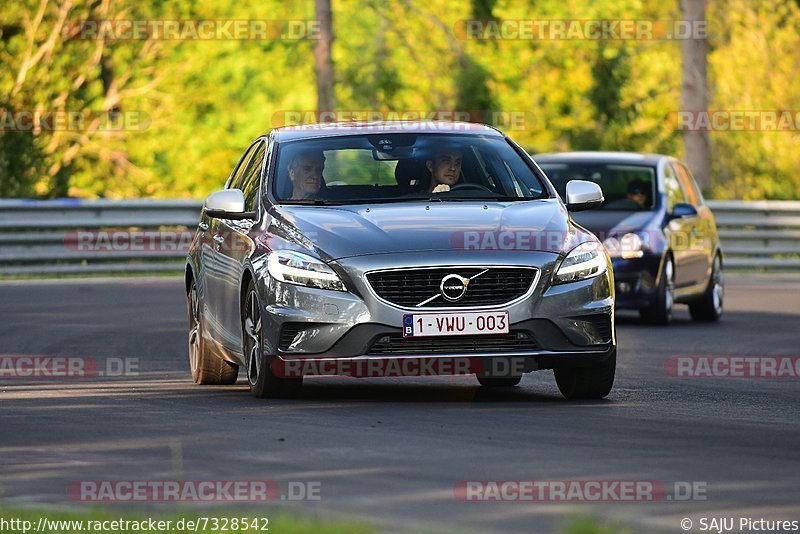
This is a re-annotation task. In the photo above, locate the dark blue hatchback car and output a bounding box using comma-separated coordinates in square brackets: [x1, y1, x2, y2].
[535, 152, 724, 325]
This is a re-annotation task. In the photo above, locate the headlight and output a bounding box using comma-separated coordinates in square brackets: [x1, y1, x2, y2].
[267, 250, 346, 291]
[554, 241, 608, 284]
[603, 233, 644, 259]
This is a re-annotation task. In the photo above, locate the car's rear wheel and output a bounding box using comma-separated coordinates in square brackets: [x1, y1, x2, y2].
[689, 254, 723, 322]
[553, 349, 616, 399]
[640, 255, 674, 325]
[187, 279, 239, 385]
[477, 376, 522, 387]
[242, 280, 302, 398]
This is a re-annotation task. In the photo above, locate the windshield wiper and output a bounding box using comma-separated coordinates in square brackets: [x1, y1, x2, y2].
[281, 198, 330, 206]
[433, 196, 541, 202]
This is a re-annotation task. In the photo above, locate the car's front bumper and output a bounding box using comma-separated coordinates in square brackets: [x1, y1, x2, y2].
[255, 250, 615, 376]
[610, 253, 663, 309]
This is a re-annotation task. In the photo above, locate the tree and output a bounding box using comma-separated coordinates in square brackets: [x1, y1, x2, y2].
[314, 0, 336, 114]
[680, 0, 711, 189]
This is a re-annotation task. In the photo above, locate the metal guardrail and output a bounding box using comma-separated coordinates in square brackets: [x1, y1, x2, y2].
[706, 200, 800, 269]
[0, 199, 798, 275]
[0, 199, 201, 275]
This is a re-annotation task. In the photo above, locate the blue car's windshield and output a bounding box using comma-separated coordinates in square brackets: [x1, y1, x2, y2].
[539, 162, 657, 211]
[272, 134, 548, 204]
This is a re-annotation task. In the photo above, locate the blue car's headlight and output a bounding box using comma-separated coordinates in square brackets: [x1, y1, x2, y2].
[554, 241, 608, 284]
[267, 250, 346, 291]
[603, 233, 645, 259]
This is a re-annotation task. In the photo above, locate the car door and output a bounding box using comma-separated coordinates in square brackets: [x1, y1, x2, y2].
[674, 161, 713, 285]
[203, 142, 258, 345]
[214, 139, 267, 352]
[663, 164, 696, 288]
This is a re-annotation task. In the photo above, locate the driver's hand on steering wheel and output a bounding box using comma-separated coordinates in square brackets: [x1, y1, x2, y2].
[431, 184, 450, 193]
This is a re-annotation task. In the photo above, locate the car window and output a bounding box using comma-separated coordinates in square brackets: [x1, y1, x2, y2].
[537, 162, 656, 210]
[228, 142, 259, 190]
[674, 162, 704, 207]
[240, 141, 266, 211]
[324, 149, 398, 186]
[664, 163, 687, 211]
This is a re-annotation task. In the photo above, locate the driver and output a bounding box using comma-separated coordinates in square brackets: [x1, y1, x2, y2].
[626, 179, 649, 209]
[426, 147, 462, 193]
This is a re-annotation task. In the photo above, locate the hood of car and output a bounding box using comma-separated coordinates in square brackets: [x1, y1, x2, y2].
[570, 209, 660, 239]
[266, 199, 585, 261]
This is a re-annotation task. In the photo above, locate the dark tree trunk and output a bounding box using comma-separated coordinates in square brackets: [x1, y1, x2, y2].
[680, 0, 711, 189]
[314, 0, 336, 116]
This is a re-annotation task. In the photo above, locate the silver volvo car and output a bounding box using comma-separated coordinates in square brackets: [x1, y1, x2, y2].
[185, 121, 616, 399]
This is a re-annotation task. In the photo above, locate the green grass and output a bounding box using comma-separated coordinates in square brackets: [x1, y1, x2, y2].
[0, 507, 375, 534]
[563, 515, 635, 534]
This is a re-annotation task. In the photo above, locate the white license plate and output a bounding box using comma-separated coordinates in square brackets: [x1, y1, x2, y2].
[402, 311, 509, 338]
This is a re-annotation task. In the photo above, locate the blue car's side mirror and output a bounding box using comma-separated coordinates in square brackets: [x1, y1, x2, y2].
[672, 203, 698, 218]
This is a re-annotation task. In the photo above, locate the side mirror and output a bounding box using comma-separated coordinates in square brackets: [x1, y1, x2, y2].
[672, 203, 698, 219]
[204, 189, 256, 220]
[565, 180, 604, 212]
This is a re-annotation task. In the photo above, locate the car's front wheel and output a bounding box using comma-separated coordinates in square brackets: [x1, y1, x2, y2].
[242, 280, 302, 398]
[187, 279, 239, 385]
[689, 254, 723, 322]
[640, 255, 674, 325]
[553, 349, 616, 399]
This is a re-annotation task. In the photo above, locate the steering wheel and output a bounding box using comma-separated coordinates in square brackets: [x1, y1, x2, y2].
[448, 183, 493, 193]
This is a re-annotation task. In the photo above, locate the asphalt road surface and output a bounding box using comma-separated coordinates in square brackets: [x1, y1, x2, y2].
[1, 275, 798, 533]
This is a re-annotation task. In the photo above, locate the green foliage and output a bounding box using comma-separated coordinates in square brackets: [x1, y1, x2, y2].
[0, 0, 797, 199]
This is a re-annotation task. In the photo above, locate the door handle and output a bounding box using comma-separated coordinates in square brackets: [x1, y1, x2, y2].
[198, 222, 209, 231]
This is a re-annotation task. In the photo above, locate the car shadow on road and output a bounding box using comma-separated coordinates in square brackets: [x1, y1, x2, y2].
[274, 375, 617, 405]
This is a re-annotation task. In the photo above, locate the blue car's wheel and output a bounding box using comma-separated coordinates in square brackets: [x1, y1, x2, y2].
[689, 254, 724, 322]
[640, 255, 674, 325]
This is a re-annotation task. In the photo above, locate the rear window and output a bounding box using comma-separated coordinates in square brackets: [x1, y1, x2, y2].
[538, 162, 657, 211]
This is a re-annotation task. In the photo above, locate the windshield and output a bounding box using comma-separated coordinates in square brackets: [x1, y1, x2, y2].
[272, 134, 548, 204]
[538, 162, 657, 211]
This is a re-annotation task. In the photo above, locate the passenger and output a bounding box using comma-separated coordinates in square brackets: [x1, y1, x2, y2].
[288, 150, 325, 200]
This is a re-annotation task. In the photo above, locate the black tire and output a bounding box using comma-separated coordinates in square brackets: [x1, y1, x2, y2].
[689, 254, 724, 322]
[554, 349, 616, 399]
[477, 376, 522, 388]
[242, 280, 302, 398]
[640, 255, 674, 325]
[187, 279, 239, 385]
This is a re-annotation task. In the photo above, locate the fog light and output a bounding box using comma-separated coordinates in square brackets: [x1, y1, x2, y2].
[617, 282, 631, 293]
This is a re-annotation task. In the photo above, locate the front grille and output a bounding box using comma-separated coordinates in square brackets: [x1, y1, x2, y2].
[365, 267, 537, 308]
[367, 331, 538, 355]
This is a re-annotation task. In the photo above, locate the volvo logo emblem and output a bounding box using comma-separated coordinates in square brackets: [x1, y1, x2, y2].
[440, 274, 469, 302]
